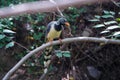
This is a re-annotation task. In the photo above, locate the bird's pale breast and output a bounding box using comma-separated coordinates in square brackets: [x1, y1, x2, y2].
[47, 25, 62, 41]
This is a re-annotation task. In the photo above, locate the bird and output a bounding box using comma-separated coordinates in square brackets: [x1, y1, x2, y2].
[45, 17, 71, 42]
[44, 18, 71, 73]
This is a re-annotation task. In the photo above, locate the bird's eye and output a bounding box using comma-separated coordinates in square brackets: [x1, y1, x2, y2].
[62, 19, 67, 23]
[58, 18, 68, 25]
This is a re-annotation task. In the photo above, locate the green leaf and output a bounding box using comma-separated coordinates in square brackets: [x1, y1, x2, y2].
[33, 33, 43, 40]
[103, 10, 115, 15]
[118, 12, 120, 15]
[101, 15, 114, 18]
[104, 21, 117, 25]
[100, 30, 110, 34]
[106, 35, 113, 38]
[89, 19, 100, 22]
[5, 41, 14, 49]
[106, 25, 120, 30]
[95, 15, 101, 19]
[8, 17, 13, 21]
[103, 10, 110, 14]
[63, 51, 71, 57]
[114, 35, 120, 38]
[79, 7, 87, 13]
[109, 11, 115, 15]
[56, 52, 63, 58]
[93, 24, 105, 28]
[0, 43, 5, 48]
[68, 7, 74, 10]
[3, 29, 16, 34]
[0, 23, 5, 28]
[116, 18, 120, 22]
[30, 63, 35, 66]
[4, 37, 12, 42]
[0, 34, 5, 40]
[113, 31, 120, 36]
[41, 26, 45, 30]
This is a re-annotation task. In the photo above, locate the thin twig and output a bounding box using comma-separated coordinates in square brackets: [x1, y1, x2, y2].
[110, 0, 120, 7]
[39, 73, 47, 80]
[49, 0, 64, 17]
[14, 41, 30, 52]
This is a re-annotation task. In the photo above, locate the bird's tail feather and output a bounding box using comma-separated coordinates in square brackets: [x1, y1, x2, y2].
[44, 46, 53, 73]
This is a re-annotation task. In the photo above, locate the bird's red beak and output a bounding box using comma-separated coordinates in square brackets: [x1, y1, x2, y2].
[65, 22, 70, 27]
[65, 22, 72, 36]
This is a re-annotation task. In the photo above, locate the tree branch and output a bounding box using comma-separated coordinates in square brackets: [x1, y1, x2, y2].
[2, 37, 120, 80]
[0, 0, 112, 18]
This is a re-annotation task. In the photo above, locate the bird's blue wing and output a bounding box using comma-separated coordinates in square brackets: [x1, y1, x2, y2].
[45, 21, 56, 37]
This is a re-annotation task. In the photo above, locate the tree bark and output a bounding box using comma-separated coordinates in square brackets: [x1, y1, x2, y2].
[0, 0, 113, 18]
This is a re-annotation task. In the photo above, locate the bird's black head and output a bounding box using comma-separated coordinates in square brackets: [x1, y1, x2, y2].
[57, 18, 70, 27]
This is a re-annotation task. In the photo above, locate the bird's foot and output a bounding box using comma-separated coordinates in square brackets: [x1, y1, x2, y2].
[49, 40, 53, 46]
[59, 38, 62, 44]
[67, 32, 73, 37]
[47, 39, 53, 46]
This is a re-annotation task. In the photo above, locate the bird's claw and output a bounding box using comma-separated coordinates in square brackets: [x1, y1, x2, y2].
[59, 39, 62, 44]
